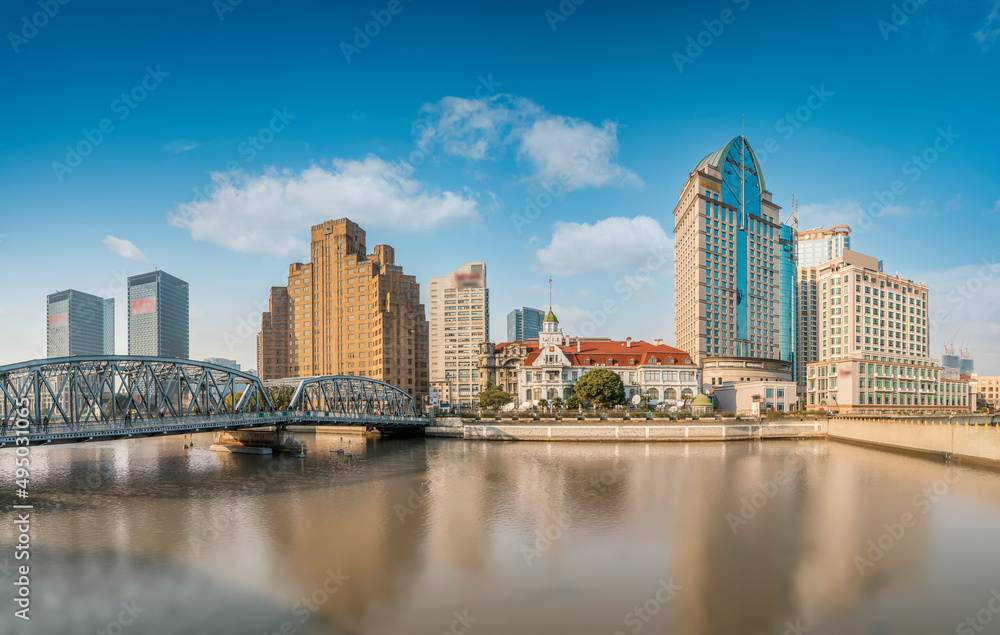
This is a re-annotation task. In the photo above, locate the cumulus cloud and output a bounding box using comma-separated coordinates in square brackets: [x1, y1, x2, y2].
[169, 155, 480, 257]
[975, 2, 1000, 51]
[798, 200, 865, 230]
[418, 94, 641, 193]
[534, 216, 671, 277]
[102, 235, 148, 262]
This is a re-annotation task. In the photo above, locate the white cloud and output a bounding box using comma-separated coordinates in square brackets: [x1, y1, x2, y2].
[535, 216, 671, 277]
[418, 94, 641, 193]
[993, 197, 1000, 213]
[975, 2, 1000, 51]
[165, 140, 198, 153]
[169, 155, 480, 257]
[102, 235, 148, 262]
[798, 199, 865, 230]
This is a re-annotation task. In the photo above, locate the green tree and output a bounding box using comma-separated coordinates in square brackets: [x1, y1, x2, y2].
[551, 397, 563, 411]
[478, 383, 512, 410]
[574, 369, 626, 408]
[565, 395, 580, 410]
[537, 398, 548, 410]
[266, 386, 295, 410]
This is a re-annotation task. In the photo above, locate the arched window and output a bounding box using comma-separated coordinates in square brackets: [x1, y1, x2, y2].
[665, 356, 675, 364]
[645, 388, 659, 400]
[585, 358, 591, 364]
[681, 388, 694, 400]
[629, 358, 636, 365]
[548, 388, 559, 400]
[648, 356, 657, 364]
[665, 388, 677, 400]
[683, 358, 692, 364]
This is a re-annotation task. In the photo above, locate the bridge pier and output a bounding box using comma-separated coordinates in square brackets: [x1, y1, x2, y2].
[210, 429, 303, 455]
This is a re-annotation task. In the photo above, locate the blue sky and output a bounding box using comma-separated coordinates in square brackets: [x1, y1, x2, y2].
[1, 0, 999, 373]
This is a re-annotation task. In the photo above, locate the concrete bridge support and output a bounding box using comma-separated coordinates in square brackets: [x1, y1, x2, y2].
[210, 429, 304, 455]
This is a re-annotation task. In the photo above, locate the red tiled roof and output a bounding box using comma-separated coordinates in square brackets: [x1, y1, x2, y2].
[494, 341, 539, 355]
[525, 340, 693, 367]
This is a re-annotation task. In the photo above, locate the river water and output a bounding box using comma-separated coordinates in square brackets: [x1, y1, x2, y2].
[3, 433, 1000, 635]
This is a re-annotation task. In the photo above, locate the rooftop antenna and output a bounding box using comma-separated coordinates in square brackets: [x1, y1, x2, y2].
[548, 276, 552, 310]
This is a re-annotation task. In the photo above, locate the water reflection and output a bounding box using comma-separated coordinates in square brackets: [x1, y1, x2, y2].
[2, 435, 1000, 634]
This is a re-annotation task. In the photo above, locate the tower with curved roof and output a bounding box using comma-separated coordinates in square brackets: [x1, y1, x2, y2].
[672, 135, 794, 384]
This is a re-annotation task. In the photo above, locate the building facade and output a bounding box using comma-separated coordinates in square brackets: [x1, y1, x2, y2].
[256, 218, 429, 406]
[204, 357, 241, 371]
[46, 290, 115, 357]
[971, 375, 999, 409]
[506, 307, 544, 342]
[476, 340, 537, 402]
[673, 136, 793, 370]
[127, 270, 189, 358]
[429, 262, 488, 411]
[520, 312, 700, 408]
[804, 250, 969, 412]
[795, 225, 851, 396]
[714, 381, 798, 416]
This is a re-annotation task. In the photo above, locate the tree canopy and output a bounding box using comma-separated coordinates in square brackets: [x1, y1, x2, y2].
[573, 369, 626, 408]
[478, 383, 512, 410]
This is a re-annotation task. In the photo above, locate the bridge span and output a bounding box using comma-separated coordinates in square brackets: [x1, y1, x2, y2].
[0, 356, 424, 447]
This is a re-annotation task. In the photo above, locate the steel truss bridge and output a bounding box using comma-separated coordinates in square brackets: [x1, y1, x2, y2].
[0, 356, 423, 447]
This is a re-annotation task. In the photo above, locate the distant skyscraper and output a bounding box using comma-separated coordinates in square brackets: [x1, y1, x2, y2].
[46, 289, 115, 357]
[429, 262, 488, 410]
[673, 135, 793, 369]
[204, 357, 241, 371]
[795, 225, 851, 393]
[128, 270, 189, 358]
[506, 307, 544, 342]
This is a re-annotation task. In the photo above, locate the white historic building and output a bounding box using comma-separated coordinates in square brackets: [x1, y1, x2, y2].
[519, 311, 702, 409]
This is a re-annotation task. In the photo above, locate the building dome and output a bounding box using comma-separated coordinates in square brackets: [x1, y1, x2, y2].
[543, 309, 558, 323]
[690, 393, 713, 406]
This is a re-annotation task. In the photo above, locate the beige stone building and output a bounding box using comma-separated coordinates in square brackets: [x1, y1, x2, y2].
[804, 249, 970, 413]
[972, 375, 1000, 408]
[476, 340, 536, 400]
[257, 218, 428, 405]
[428, 262, 488, 410]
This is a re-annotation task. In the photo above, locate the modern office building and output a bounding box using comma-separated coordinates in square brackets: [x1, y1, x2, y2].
[428, 262, 488, 411]
[804, 250, 969, 412]
[506, 307, 544, 342]
[46, 290, 115, 357]
[795, 225, 851, 394]
[673, 135, 794, 375]
[204, 357, 241, 371]
[777, 224, 797, 380]
[257, 218, 429, 406]
[127, 270, 189, 358]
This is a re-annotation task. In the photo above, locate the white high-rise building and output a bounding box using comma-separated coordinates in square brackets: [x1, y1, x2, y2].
[428, 262, 488, 410]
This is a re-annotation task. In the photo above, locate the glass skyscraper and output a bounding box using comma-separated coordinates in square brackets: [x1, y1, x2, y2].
[674, 136, 794, 368]
[46, 289, 115, 357]
[777, 225, 797, 377]
[128, 270, 189, 358]
[506, 307, 544, 342]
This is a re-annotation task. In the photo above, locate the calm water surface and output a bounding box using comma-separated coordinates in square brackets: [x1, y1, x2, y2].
[3, 434, 1000, 634]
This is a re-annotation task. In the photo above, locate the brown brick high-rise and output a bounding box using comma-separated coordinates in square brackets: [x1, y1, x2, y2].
[257, 218, 429, 407]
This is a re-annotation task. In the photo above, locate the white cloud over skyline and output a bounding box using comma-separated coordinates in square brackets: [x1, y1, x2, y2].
[534, 216, 672, 277]
[102, 235, 148, 262]
[418, 94, 642, 193]
[169, 155, 481, 257]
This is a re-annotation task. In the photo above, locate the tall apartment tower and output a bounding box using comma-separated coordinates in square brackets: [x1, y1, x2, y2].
[128, 270, 190, 358]
[46, 290, 115, 357]
[795, 225, 851, 394]
[257, 218, 429, 405]
[428, 262, 489, 410]
[803, 249, 961, 413]
[673, 136, 793, 369]
[506, 307, 544, 342]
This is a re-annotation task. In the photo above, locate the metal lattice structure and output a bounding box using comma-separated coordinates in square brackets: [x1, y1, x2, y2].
[0, 356, 272, 427]
[265, 376, 416, 418]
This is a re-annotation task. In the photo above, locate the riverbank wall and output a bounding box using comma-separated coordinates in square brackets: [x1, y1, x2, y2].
[829, 417, 1000, 467]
